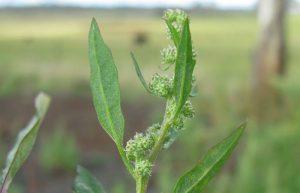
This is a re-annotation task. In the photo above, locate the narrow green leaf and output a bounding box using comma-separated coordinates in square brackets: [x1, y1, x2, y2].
[73, 166, 106, 193]
[165, 20, 180, 47]
[173, 19, 196, 117]
[89, 18, 125, 145]
[130, 52, 152, 94]
[173, 122, 247, 193]
[0, 93, 50, 193]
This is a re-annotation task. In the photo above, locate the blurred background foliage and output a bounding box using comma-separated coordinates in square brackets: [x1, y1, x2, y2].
[0, 2, 300, 193]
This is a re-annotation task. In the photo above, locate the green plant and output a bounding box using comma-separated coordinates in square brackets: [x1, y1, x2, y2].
[0, 93, 50, 193]
[73, 9, 246, 193]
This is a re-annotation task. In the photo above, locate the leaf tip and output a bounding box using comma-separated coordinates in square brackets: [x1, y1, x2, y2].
[238, 121, 247, 133]
[90, 17, 99, 33]
[35, 92, 51, 117]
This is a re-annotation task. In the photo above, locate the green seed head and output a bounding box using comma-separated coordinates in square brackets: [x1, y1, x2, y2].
[149, 73, 172, 97]
[134, 159, 152, 177]
[171, 116, 184, 131]
[161, 45, 177, 65]
[163, 9, 188, 25]
[125, 132, 155, 161]
[163, 9, 188, 36]
[146, 123, 161, 141]
[182, 100, 195, 118]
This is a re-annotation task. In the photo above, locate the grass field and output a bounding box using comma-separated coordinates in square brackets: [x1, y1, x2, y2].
[1, 9, 299, 97]
[0, 8, 300, 193]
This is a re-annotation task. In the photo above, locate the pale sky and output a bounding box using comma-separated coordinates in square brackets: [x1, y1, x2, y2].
[0, 0, 296, 9]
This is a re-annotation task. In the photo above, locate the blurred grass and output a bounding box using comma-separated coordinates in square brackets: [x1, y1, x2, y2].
[0, 10, 299, 98]
[1, 10, 299, 99]
[0, 9, 257, 96]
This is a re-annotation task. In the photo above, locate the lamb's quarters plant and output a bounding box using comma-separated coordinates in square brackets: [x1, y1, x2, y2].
[74, 9, 247, 193]
[0, 93, 50, 193]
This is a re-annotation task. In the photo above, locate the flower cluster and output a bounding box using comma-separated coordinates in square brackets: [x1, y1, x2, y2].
[125, 132, 155, 161]
[148, 73, 173, 97]
[125, 123, 161, 177]
[163, 9, 188, 35]
[134, 160, 152, 177]
[163, 98, 195, 148]
[161, 45, 177, 65]
[160, 9, 196, 70]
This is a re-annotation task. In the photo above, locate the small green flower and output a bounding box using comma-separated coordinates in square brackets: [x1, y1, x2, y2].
[163, 9, 188, 25]
[171, 116, 184, 131]
[146, 123, 161, 141]
[165, 97, 176, 117]
[125, 133, 155, 161]
[149, 74, 172, 97]
[163, 9, 188, 36]
[161, 45, 177, 65]
[182, 100, 195, 118]
[125, 138, 140, 161]
[134, 159, 152, 177]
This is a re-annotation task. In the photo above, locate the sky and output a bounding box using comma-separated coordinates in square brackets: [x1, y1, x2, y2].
[0, 0, 297, 9]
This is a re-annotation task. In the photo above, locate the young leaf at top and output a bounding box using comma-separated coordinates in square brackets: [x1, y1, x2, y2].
[0, 93, 50, 193]
[89, 18, 125, 145]
[130, 52, 152, 94]
[173, 18, 196, 117]
[173, 122, 246, 193]
[73, 166, 106, 193]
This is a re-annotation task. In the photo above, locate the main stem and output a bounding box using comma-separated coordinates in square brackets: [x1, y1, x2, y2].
[135, 98, 176, 193]
[136, 176, 148, 193]
[149, 98, 175, 162]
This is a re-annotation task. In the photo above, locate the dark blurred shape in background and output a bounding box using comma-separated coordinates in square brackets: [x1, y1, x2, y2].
[0, 0, 300, 193]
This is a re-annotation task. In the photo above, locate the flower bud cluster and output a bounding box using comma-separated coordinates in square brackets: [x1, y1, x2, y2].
[125, 133, 155, 161]
[161, 45, 177, 65]
[125, 123, 162, 177]
[134, 159, 152, 177]
[160, 9, 197, 71]
[163, 97, 195, 148]
[163, 9, 188, 35]
[149, 74, 173, 97]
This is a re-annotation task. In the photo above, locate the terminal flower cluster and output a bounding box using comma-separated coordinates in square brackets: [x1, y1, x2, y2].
[161, 9, 197, 69]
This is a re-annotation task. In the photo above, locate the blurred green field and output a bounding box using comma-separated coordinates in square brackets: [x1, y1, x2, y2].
[0, 8, 300, 193]
[0, 9, 299, 97]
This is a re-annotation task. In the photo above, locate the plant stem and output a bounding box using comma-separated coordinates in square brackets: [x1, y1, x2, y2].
[149, 99, 175, 162]
[116, 144, 135, 178]
[149, 120, 172, 162]
[135, 99, 176, 193]
[136, 176, 148, 193]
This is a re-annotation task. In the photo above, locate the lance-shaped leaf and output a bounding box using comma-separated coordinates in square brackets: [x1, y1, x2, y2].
[73, 166, 106, 193]
[130, 52, 152, 94]
[0, 93, 50, 193]
[165, 20, 180, 47]
[173, 122, 246, 193]
[89, 18, 125, 145]
[173, 19, 196, 117]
